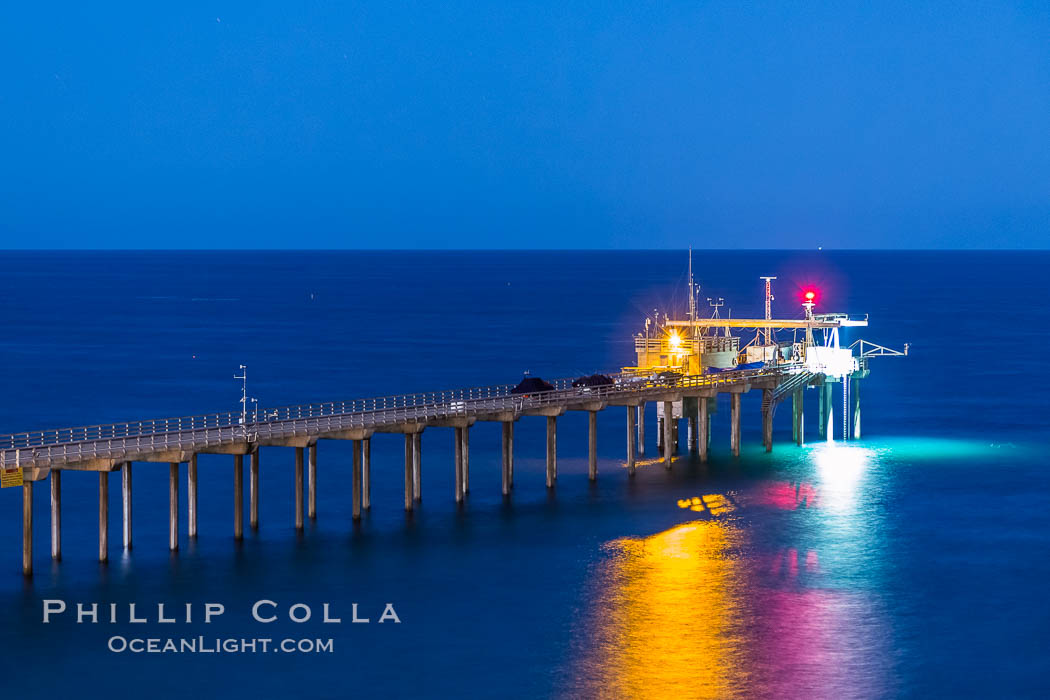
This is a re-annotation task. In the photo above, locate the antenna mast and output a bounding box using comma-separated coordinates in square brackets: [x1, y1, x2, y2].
[688, 248, 696, 324]
[234, 365, 248, 428]
[760, 276, 776, 345]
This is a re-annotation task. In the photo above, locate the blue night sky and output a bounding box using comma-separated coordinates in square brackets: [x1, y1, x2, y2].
[2, 2, 1048, 249]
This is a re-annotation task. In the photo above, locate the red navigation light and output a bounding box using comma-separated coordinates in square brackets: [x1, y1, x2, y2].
[804, 290, 816, 301]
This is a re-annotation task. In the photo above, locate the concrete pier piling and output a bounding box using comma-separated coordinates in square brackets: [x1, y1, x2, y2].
[662, 401, 673, 469]
[169, 462, 179, 551]
[852, 379, 861, 439]
[51, 470, 61, 560]
[826, 383, 833, 439]
[454, 427, 464, 503]
[121, 462, 132, 549]
[352, 440, 362, 521]
[362, 438, 371, 510]
[412, 432, 422, 502]
[818, 382, 833, 440]
[588, 411, 598, 481]
[688, 411, 698, 452]
[250, 450, 260, 530]
[294, 447, 304, 531]
[637, 402, 645, 455]
[23, 482, 32, 576]
[99, 471, 109, 562]
[308, 444, 317, 519]
[698, 398, 709, 463]
[762, 389, 774, 453]
[656, 416, 663, 450]
[404, 434, 414, 512]
[233, 455, 244, 540]
[626, 404, 637, 476]
[546, 416, 557, 488]
[730, 394, 742, 457]
[461, 426, 470, 495]
[501, 421, 513, 495]
[793, 389, 804, 446]
[188, 454, 198, 539]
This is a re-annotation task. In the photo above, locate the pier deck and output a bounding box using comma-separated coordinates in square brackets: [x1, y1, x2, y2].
[4, 363, 863, 576]
[2, 366, 793, 473]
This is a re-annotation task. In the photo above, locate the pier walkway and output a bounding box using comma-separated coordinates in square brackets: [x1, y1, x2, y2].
[5, 363, 859, 576]
[2, 366, 804, 473]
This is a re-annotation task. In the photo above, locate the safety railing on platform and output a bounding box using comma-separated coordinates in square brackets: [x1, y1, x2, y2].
[0, 364, 807, 469]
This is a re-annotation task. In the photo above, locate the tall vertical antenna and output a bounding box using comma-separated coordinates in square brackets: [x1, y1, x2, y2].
[688, 248, 695, 324]
[688, 248, 698, 343]
[760, 276, 776, 345]
[234, 365, 248, 427]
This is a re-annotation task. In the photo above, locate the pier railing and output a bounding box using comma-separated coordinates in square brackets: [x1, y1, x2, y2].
[0, 365, 806, 469]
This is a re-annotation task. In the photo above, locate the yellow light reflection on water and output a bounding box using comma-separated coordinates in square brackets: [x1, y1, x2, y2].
[676, 494, 735, 515]
[572, 519, 744, 699]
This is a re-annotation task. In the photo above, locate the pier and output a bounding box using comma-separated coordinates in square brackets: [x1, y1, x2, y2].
[3, 298, 905, 576]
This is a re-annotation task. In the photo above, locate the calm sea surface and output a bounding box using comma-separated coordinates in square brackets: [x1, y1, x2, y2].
[0, 251, 1047, 698]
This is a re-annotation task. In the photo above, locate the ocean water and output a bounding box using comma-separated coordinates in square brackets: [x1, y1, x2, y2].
[0, 250, 1047, 698]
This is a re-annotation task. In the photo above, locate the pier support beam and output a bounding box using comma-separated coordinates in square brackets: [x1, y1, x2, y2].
[363, 438, 371, 510]
[308, 444, 317, 519]
[637, 402, 645, 455]
[688, 411, 698, 452]
[730, 394, 741, 457]
[793, 389, 804, 446]
[588, 411, 598, 481]
[501, 421, 513, 495]
[99, 471, 109, 562]
[698, 398, 709, 463]
[852, 379, 862, 439]
[294, 447, 304, 531]
[233, 455, 244, 540]
[413, 432, 422, 502]
[546, 416, 557, 488]
[626, 405, 636, 476]
[818, 382, 833, 440]
[461, 426, 470, 495]
[121, 463, 132, 549]
[762, 389, 774, 453]
[22, 482, 32, 576]
[250, 450, 260, 530]
[404, 434, 414, 512]
[352, 440, 362, 521]
[188, 454, 198, 539]
[51, 470, 61, 560]
[662, 401, 673, 469]
[169, 462, 179, 551]
[454, 427, 464, 503]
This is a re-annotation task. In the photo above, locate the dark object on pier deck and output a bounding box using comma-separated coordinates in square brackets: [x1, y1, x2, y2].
[511, 376, 554, 394]
[572, 373, 614, 388]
